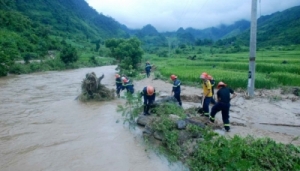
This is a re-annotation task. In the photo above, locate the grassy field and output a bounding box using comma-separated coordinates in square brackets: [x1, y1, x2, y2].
[144, 45, 300, 89]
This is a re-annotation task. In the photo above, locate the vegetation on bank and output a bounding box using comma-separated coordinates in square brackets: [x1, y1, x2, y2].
[118, 93, 300, 171]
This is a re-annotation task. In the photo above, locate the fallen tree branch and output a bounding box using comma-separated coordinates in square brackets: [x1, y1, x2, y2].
[259, 123, 300, 127]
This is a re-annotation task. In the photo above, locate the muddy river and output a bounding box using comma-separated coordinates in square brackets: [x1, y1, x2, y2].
[0, 66, 186, 171]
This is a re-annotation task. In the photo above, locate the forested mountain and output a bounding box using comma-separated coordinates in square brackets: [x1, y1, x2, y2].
[234, 5, 300, 46]
[154, 6, 299, 47]
[0, 0, 131, 76]
[131, 24, 168, 49]
[184, 20, 250, 41]
[1, 0, 300, 64]
[6, 0, 128, 39]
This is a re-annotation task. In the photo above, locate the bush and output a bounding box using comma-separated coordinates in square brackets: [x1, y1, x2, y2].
[60, 45, 79, 64]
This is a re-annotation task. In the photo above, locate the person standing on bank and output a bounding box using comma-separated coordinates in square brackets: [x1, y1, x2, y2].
[170, 74, 182, 106]
[200, 72, 212, 117]
[140, 86, 156, 115]
[145, 61, 152, 78]
[209, 81, 237, 132]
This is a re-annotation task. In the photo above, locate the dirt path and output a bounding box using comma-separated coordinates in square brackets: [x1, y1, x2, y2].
[131, 74, 300, 146]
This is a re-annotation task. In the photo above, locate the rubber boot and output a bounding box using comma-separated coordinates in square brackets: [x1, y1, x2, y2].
[143, 105, 149, 115]
[146, 105, 150, 115]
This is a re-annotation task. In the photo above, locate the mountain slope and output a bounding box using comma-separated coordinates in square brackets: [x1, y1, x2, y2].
[13, 0, 128, 39]
[222, 5, 300, 46]
[133, 24, 168, 48]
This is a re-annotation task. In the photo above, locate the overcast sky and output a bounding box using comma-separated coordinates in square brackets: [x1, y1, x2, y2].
[85, 0, 300, 32]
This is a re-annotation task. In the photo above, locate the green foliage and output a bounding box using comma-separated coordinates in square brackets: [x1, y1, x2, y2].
[105, 38, 144, 76]
[60, 45, 79, 64]
[117, 92, 143, 129]
[188, 136, 300, 170]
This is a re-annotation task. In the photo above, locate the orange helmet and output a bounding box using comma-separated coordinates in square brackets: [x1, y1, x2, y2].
[200, 72, 208, 79]
[115, 74, 120, 78]
[147, 86, 154, 95]
[207, 75, 213, 80]
[217, 81, 227, 89]
[170, 74, 177, 80]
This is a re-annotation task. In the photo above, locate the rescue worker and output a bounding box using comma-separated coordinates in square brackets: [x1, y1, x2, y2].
[121, 77, 134, 94]
[170, 74, 182, 106]
[145, 61, 152, 78]
[209, 82, 237, 132]
[140, 86, 156, 115]
[208, 75, 216, 105]
[115, 74, 123, 98]
[200, 72, 212, 117]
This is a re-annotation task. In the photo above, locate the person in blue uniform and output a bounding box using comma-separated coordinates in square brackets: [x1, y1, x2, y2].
[170, 74, 182, 106]
[140, 86, 155, 115]
[115, 74, 122, 98]
[121, 77, 134, 94]
[145, 61, 152, 78]
[209, 81, 237, 132]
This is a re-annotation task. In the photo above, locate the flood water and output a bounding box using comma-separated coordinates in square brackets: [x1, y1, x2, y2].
[0, 66, 186, 171]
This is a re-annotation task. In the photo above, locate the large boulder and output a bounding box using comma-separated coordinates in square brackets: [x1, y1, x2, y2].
[137, 115, 153, 126]
[152, 96, 178, 106]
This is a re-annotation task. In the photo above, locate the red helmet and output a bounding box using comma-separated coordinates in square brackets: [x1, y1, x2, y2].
[217, 81, 227, 89]
[207, 75, 213, 80]
[170, 75, 177, 80]
[147, 86, 154, 95]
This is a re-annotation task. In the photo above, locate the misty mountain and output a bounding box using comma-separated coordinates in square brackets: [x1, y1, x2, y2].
[130, 24, 168, 48]
[220, 5, 300, 46]
[1, 0, 299, 60]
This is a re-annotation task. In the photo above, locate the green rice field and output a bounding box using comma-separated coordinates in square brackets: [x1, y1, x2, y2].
[146, 46, 300, 89]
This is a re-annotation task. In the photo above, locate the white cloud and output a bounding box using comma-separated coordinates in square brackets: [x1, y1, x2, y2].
[86, 0, 300, 32]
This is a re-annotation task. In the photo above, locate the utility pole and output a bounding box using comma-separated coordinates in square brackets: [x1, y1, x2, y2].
[247, 0, 257, 97]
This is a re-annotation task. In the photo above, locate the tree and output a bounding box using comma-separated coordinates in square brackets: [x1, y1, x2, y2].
[105, 38, 143, 70]
[60, 45, 78, 64]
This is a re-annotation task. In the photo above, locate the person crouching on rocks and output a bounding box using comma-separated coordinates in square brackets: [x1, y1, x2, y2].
[140, 86, 155, 115]
[209, 81, 237, 132]
[121, 77, 134, 94]
[170, 74, 182, 106]
[115, 74, 122, 98]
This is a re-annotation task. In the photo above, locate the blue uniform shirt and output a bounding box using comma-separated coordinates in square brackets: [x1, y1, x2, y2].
[122, 79, 134, 93]
[172, 79, 181, 94]
[116, 78, 122, 87]
[145, 64, 152, 72]
[141, 86, 156, 104]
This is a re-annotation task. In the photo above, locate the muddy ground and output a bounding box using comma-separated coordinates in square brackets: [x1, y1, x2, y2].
[128, 74, 300, 146]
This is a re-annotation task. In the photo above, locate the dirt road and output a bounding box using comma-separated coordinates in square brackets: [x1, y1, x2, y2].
[131, 74, 300, 145]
